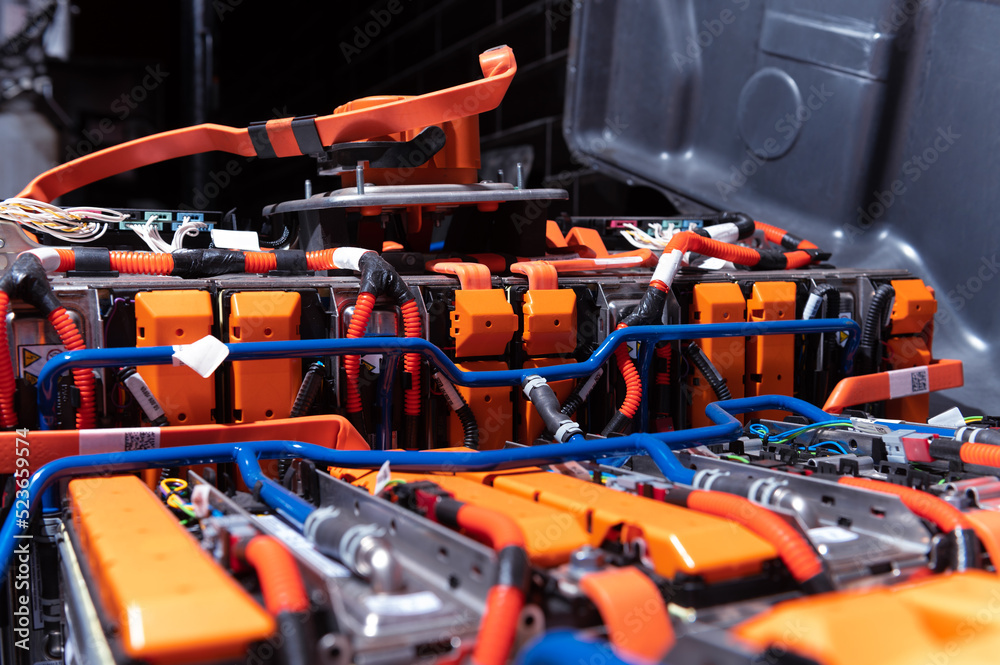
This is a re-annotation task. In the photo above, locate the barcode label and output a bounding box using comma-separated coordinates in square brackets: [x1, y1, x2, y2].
[888, 366, 930, 399]
[79, 428, 161, 455]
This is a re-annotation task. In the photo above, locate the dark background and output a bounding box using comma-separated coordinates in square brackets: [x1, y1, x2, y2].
[47, 0, 673, 223]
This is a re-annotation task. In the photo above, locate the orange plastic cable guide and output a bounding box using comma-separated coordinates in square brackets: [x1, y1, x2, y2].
[18, 46, 516, 202]
[823, 359, 964, 414]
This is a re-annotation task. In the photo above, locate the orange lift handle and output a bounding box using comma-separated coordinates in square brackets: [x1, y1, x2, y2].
[823, 359, 964, 414]
[17, 46, 517, 202]
[510, 261, 559, 291]
[431, 261, 494, 290]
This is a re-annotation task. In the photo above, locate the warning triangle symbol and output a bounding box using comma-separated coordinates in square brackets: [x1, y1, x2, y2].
[22, 348, 40, 368]
[23, 371, 37, 386]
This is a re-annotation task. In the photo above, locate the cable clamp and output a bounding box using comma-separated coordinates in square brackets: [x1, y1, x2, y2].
[553, 419, 583, 443]
[522, 374, 547, 398]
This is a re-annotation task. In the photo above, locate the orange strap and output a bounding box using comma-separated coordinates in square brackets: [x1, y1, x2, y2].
[17, 46, 516, 202]
[0, 415, 368, 474]
[545, 253, 656, 271]
[823, 359, 963, 414]
[510, 261, 558, 291]
[578, 567, 675, 662]
[431, 261, 493, 290]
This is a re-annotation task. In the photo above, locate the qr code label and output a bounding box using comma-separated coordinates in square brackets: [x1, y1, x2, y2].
[888, 367, 930, 399]
[80, 428, 161, 455]
[123, 430, 159, 451]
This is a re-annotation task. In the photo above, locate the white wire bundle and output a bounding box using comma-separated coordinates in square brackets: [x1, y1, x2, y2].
[0, 197, 123, 242]
[618, 220, 707, 253]
[130, 215, 207, 253]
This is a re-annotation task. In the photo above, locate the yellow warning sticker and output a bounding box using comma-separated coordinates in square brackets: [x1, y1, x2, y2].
[22, 348, 40, 368]
[17, 343, 67, 377]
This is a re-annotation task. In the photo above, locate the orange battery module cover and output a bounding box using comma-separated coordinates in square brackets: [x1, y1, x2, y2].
[735, 570, 1000, 665]
[331, 468, 589, 566]
[135, 290, 215, 425]
[228, 291, 301, 423]
[689, 283, 745, 427]
[69, 475, 274, 664]
[745, 281, 795, 420]
[449, 360, 514, 450]
[474, 469, 777, 582]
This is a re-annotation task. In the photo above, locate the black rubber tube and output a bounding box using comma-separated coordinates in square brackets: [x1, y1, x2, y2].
[683, 342, 731, 401]
[859, 284, 895, 374]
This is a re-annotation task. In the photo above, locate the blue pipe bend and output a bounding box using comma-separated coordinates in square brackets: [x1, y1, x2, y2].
[0, 394, 835, 580]
[36, 319, 859, 429]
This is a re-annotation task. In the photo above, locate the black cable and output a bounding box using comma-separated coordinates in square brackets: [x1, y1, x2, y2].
[811, 283, 840, 319]
[433, 371, 479, 449]
[258, 223, 291, 248]
[560, 390, 584, 419]
[290, 362, 325, 418]
[280, 362, 327, 481]
[859, 284, 895, 375]
[600, 411, 630, 437]
[683, 342, 731, 401]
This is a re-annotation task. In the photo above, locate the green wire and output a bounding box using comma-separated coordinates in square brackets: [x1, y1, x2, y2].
[770, 420, 853, 445]
[724, 454, 750, 463]
[965, 416, 984, 423]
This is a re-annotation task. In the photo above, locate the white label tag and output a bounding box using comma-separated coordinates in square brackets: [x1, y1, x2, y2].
[373, 460, 392, 496]
[364, 590, 443, 616]
[210, 228, 260, 251]
[255, 515, 350, 578]
[928, 406, 966, 429]
[172, 335, 230, 378]
[850, 417, 892, 436]
[808, 526, 859, 544]
[123, 372, 166, 421]
[887, 366, 930, 399]
[79, 428, 160, 455]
